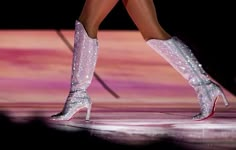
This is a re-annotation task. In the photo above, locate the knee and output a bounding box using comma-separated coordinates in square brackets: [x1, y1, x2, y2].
[141, 31, 172, 41]
[140, 32, 158, 41]
[78, 17, 99, 38]
[78, 17, 99, 30]
[139, 26, 172, 41]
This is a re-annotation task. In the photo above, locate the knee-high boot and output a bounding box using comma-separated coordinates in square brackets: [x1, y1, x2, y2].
[146, 37, 229, 120]
[51, 20, 98, 121]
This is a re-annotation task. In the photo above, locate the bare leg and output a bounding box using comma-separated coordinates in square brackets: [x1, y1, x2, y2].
[79, 0, 119, 38]
[122, 0, 171, 40]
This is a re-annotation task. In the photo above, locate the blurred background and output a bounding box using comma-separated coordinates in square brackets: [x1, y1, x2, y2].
[0, 0, 235, 95]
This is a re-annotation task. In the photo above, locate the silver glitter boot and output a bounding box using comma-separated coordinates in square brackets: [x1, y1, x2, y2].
[51, 20, 98, 121]
[147, 37, 229, 120]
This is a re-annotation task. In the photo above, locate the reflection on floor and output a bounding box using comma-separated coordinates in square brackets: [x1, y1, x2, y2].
[0, 30, 235, 149]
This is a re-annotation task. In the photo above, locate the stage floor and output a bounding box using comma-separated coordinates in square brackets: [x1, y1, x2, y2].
[0, 30, 235, 149]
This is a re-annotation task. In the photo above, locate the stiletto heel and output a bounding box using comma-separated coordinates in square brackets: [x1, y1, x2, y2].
[85, 103, 92, 121]
[220, 91, 229, 107]
[214, 83, 229, 107]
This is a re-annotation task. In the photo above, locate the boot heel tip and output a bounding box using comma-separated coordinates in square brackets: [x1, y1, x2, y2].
[225, 103, 230, 107]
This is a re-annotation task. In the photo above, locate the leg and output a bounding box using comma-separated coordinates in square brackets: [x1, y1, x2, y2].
[79, 0, 119, 38]
[123, 0, 229, 120]
[51, 0, 119, 121]
[122, 0, 171, 40]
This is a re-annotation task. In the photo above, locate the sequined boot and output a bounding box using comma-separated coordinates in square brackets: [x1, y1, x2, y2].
[146, 37, 229, 120]
[51, 20, 98, 121]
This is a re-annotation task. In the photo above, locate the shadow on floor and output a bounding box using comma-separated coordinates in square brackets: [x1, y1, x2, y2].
[0, 111, 197, 150]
